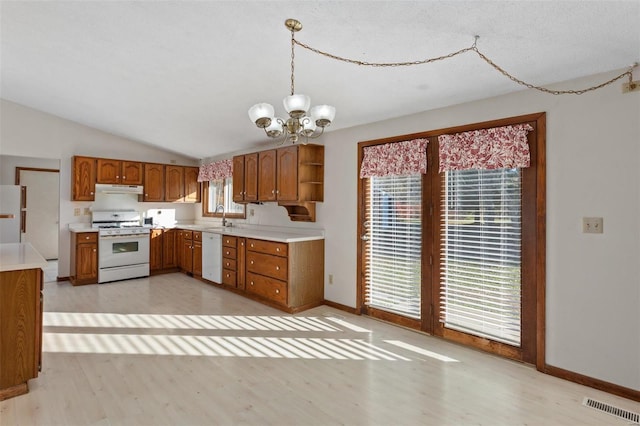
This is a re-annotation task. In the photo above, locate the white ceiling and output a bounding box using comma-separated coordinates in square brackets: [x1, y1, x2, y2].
[1, 1, 639, 160]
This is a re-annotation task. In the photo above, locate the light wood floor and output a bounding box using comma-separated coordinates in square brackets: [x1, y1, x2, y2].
[1, 273, 639, 425]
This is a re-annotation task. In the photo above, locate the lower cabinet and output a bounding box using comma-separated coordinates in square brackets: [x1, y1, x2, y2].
[160, 228, 324, 313]
[0, 268, 43, 401]
[70, 232, 98, 285]
[150, 229, 178, 274]
[177, 230, 201, 276]
[228, 235, 324, 313]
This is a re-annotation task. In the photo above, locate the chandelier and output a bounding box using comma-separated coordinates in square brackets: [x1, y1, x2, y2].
[248, 19, 335, 145]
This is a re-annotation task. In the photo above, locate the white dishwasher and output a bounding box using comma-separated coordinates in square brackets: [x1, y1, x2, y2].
[202, 232, 222, 283]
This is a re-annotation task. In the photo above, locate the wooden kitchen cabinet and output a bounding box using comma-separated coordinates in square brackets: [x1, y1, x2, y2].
[257, 149, 277, 201]
[72, 156, 97, 201]
[72, 155, 200, 203]
[165, 166, 200, 203]
[162, 229, 178, 269]
[245, 237, 324, 312]
[232, 153, 258, 203]
[221, 235, 238, 288]
[177, 230, 201, 275]
[150, 229, 179, 274]
[150, 229, 164, 272]
[143, 163, 165, 202]
[192, 231, 202, 277]
[0, 268, 43, 401]
[276, 146, 298, 201]
[70, 232, 98, 285]
[184, 166, 201, 203]
[96, 159, 143, 185]
[232, 145, 323, 221]
[165, 165, 184, 202]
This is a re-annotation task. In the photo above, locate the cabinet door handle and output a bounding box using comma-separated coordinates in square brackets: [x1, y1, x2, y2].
[250, 243, 254, 248]
[271, 190, 275, 194]
[276, 248, 280, 252]
[250, 281, 254, 286]
[275, 289, 280, 294]
[85, 236, 90, 240]
[226, 273, 230, 278]
[93, 249, 97, 252]
[90, 192, 94, 195]
[275, 266, 280, 271]
[250, 260, 254, 265]
[122, 176, 126, 179]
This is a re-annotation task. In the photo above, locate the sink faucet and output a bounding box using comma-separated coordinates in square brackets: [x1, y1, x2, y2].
[215, 204, 227, 227]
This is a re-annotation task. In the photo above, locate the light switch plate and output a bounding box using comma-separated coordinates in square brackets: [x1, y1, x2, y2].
[583, 217, 603, 234]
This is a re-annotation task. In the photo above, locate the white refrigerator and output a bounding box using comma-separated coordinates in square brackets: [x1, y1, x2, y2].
[0, 185, 23, 243]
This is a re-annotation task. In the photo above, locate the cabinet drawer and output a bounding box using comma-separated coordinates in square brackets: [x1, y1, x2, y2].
[223, 235, 237, 248]
[222, 268, 236, 287]
[246, 272, 287, 305]
[193, 231, 202, 241]
[222, 258, 236, 271]
[180, 230, 193, 240]
[247, 239, 287, 257]
[246, 251, 287, 281]
[77, 232, 98, 243]
[223, 247, 237, 259]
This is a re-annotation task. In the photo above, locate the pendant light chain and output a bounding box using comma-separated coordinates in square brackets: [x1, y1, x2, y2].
[293, 37, 637, 95]
[290, 27, 296, 96]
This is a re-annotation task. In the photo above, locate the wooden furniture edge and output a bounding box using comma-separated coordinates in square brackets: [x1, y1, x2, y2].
[543, 364, 640, 402]
[322, 300, 360, 315]
[0, 382, 29, 401]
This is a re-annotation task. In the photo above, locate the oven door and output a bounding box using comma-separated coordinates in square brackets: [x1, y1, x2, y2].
[99, 234, 150, 268]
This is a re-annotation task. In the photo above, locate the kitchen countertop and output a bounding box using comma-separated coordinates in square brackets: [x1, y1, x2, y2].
[0, 243, 48, 272]
[68, 223, 324, 243]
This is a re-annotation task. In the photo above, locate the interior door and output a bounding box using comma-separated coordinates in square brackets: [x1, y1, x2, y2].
[18, 169, 60, 260]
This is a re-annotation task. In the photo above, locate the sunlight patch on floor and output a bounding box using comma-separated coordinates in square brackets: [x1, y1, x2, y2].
[385, 340, 459, 362]
[43, 312, 342, 332]
[43, 333, 412, 360]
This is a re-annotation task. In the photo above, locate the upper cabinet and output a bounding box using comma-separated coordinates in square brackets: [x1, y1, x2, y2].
[72, 156, 200, 203]
[233, 153, 258, 203]
[165, 165, 200, 203]
[232, 144, 324, 221]
[143, 163, 164, 202]
[96, 159, 143, 185]
[184, 167, 201, 203]
[72, 156, 97, 201]
[165, 165, 184, 202]
[257, 150, 278, 201]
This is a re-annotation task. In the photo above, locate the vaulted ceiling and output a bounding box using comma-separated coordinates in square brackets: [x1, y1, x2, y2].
[2, 1, 638, 159]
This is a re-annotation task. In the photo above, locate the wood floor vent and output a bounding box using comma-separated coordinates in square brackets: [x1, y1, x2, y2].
[582, 397, 639, 424]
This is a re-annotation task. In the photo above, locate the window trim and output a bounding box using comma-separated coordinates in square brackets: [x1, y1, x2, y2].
[201, 180, 246, 219]
[357, 112, 546, 369]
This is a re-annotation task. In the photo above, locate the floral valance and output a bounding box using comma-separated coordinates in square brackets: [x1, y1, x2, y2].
[197, 159, 233, 182]
[438, 124, 533, 172]
[360, 139, 428, 178]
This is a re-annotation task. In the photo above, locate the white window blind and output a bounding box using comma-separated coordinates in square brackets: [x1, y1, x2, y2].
[365, 175, 422, 319]
[440, 168, 522, 346]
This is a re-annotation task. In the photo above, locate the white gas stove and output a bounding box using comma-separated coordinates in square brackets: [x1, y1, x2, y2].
[91, 210, 150, 283]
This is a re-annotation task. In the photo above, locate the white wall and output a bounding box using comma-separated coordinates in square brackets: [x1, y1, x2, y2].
[0, 100, 198, 277]
[319, 69, 640, 391]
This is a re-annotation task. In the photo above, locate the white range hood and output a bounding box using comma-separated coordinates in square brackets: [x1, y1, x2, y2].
[95, 184, 144, 194]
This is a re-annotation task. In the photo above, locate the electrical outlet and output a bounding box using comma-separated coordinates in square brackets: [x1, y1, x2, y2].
[583, 217, 603, 234]
[329, 274, 334, 284]
[74, 208, 80, 216]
